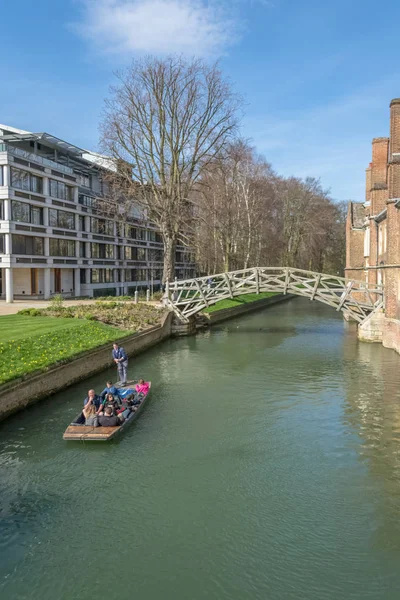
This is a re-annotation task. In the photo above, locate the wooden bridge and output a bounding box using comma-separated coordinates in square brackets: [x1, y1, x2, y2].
[165, 267, 384, 324]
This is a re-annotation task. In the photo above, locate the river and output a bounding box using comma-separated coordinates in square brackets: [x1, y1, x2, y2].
[1, 298, 400, 599]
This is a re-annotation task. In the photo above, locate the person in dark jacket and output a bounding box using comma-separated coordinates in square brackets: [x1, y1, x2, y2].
[98, 392, 120, 416]
[98, 406, 121, 427]
[112, 343, 128, 385]
[83, 389, 102, 410]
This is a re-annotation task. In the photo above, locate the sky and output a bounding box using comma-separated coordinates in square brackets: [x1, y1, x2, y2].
[1, 0, 400, 202]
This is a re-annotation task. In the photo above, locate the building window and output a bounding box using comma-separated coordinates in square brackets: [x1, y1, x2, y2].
[126, 226, 145, 240]
[49, 179, 74, 201]
[0, 234, 4, 253]
[0, 166, 3, 186]
[91, 218, 114, 236]
[91, 269, 114, 283]
[80, 269, 86, 284]
[78, 216, 85, 231]
[12, 201, 44, 225]
[76, 173, 91, 188]
[137, 247, 146, 261]
[11, 167, 43, 194]
[12, 234, 44, 255]
[79, 241, 86, 258]
[91, 243, 114, 259]
[49, 238, 76, 257]
[78, 194, 95, 208]
[49, 208, 75, 229]
[148, 230, 163, 243]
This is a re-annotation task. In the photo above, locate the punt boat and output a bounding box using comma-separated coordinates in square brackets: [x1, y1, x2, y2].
[63, 381, 151, 442]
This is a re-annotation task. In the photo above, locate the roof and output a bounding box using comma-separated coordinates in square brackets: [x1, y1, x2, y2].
[0, 122, 116, 173]
[350, 202, 365, 229]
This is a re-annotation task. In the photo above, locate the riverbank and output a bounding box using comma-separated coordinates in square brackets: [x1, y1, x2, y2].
[0, 293, 292, 421]
[0, 311, 173, 422]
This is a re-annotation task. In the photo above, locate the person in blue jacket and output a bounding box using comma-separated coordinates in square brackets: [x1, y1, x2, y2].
[112, 342, 128, 385]
[100, 380, 121, 400]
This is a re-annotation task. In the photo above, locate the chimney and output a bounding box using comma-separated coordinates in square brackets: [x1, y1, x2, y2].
[365, 164, 372, 202]
[390, 98, 400, 156]
[371, 137, 389, 188]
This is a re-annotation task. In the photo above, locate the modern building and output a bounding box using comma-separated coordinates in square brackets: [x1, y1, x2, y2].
[346, 98, 400, 351]
[0, 124, 196, 302]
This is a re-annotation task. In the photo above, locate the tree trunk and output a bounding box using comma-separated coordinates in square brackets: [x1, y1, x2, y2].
[163, 234, 176, 284]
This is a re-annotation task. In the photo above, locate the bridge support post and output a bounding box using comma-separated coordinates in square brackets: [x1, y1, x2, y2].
[358, 310, 385, 343]
[171, 315, 197, 337]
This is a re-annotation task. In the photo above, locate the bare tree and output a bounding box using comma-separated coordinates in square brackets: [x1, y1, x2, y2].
[100, 55, 241, 283]
[195, 140, 276, 272]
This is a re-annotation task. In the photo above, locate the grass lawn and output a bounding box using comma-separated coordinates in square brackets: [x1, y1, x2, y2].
[203, 292, 278, 314]
[0, 315, 131, 385]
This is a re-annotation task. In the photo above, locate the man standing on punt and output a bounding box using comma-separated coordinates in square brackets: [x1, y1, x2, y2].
[112, 342, 128, 386]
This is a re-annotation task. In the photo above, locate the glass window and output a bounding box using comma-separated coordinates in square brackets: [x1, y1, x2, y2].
[79, 216, 85, 231]
[0, 234, 4, 253]
[12, 234, 44, 255]
[49, 238, 76, 257]
[31, 207, 43, 225]
[91, 243, 99, 258]
[79, 241, 85, 258]
[49, 208, 75, 229]
[77, 173, 91, 188]
[80, 269, 86, 284]
[49, 179, 74, 201]
[12, 201, 30, 223]
[11, 168, 42, 193]
[91, 269, 99, 283]
[137, 247, 146, 261]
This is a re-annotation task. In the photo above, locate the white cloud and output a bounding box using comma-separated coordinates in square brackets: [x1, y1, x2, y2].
[73, 0, 242, 57]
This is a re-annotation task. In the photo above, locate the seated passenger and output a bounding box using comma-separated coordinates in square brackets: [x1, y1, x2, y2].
[98, 406, 121, 427]
[135, 379, 149, 395]
[84, 389, 102, 410]
[100, 380, 121, 400]
[83, 400, 99, 427]
[98, 392, 120, 416]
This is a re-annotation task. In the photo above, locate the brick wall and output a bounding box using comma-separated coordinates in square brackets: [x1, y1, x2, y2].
[371, 137, 389, 190]
[390, 99, 400, 155]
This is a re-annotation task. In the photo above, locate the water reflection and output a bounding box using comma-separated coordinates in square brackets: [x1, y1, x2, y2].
[342, 328, 400, 553]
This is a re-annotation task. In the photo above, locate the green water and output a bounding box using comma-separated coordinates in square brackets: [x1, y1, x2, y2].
[1, 298, 400, 600]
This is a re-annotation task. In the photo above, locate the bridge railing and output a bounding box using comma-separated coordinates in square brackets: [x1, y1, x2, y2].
[165, 267, 384, 324]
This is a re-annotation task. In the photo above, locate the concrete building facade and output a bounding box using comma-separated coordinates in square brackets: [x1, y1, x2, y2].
[346, 98, 400, 351]
[0, 124, 196, 302]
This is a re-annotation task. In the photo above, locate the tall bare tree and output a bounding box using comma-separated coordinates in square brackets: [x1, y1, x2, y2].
[100, 55, 241, 283]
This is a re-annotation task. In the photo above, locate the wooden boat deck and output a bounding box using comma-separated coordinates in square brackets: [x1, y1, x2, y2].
[63, 381, 151, 442]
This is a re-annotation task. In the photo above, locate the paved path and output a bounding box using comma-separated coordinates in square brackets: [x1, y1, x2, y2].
[0, 299, 161, 316]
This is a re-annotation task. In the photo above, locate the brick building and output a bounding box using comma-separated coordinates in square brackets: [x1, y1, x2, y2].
[346, 98, 400, 351]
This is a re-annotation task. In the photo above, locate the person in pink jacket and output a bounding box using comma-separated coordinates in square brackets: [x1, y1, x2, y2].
[135, 379, 149, 395]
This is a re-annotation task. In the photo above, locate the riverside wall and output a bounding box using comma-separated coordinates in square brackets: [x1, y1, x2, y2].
[203, 294, 295, 325]
[0, 312, 173, 422]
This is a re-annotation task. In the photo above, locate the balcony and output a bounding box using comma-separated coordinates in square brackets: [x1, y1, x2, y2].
[0, 143, 74, 176]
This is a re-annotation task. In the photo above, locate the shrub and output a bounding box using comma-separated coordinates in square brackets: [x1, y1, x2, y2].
[50, 294, 64, 311]
[152, 291, 164, 301]
[18, 308, 42, 317]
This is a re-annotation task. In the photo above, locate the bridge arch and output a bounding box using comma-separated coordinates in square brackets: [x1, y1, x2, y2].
[165, 267, 384, 324]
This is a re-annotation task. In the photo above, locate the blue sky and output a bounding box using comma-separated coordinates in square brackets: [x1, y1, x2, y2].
[1, 0, 400, 202]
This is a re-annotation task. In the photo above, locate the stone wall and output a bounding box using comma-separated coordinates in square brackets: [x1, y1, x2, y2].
[203, 294, 294, 325]
[0, 311, 173, 422]
[382, 318, 400, 354]
[358, 310, 385, 343]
